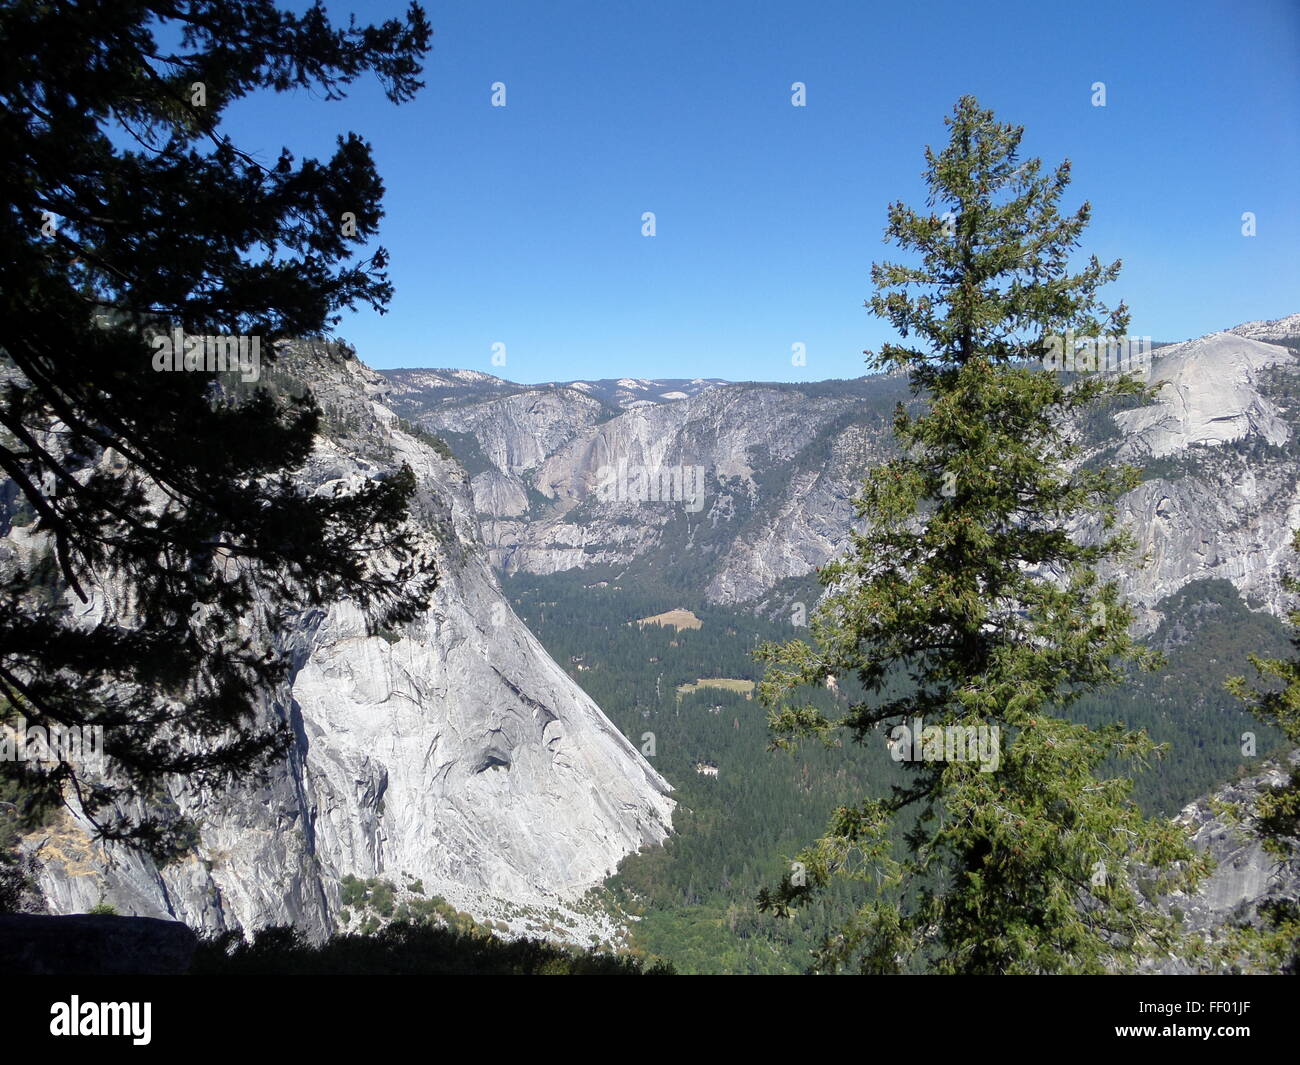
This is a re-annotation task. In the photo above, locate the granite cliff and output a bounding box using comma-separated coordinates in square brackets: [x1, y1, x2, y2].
[17, 344, 674, 945]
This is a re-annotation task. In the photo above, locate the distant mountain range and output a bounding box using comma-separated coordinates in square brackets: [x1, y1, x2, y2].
[382, 314, 1300, 629]
[375, 314, 1300, 968]
[384, 369, 730, 414]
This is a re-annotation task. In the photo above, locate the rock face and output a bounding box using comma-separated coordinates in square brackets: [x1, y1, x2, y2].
[388, 318, 1300, 628]
[1170, 759, 1299, 934]
[1113, 332, 1292, 459]
[1098, 327, 1300, 632]
[21, 346, 673, 943]
[1230, 311, 1300, 345]
[1146, 754, 1300, 973]
[0, 913, 196, 974]
[394, 375, 907, 601]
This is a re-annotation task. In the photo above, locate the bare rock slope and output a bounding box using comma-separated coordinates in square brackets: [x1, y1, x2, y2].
[26, 346, 674, 943]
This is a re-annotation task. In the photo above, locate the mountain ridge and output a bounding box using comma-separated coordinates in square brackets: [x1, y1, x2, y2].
[385, 315, 1300, 630]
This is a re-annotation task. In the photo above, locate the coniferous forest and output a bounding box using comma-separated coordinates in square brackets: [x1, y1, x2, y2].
[507, 569, 1292, 973]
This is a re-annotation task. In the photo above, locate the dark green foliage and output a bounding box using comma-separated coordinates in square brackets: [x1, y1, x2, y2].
[508, 572, 891, 972]
[756, 97, 1206, 973]
[369, 879, 395, 918]
[339, 874, 368, 908]
[190, 923, 673, 975]
[1070, 579, 1290, 814]
[508, 552, 1286, 972]
[0, 1, 436, 850]
[425, 428, 497, 479]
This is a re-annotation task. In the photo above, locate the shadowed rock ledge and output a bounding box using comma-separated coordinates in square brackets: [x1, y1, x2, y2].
[0, 913, 196, 975]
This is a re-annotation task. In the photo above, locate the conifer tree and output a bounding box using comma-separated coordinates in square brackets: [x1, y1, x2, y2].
[756, 96, 1206, 974]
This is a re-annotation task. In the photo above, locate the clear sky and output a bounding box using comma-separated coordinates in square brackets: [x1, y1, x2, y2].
[219, 0, 1300, 383]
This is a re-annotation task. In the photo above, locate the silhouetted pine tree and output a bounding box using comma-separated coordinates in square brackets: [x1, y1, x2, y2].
[0, 1, 435, 854]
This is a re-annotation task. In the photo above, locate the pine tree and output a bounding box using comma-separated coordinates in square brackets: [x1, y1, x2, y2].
[0, 1, 435, 854]
[1225, 528, 1300, 973]
[755, 96, 1207, 974]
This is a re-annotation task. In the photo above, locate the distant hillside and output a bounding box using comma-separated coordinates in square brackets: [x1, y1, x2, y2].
[380, 319, 1300, 631]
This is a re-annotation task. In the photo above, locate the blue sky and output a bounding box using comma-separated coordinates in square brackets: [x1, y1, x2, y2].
[220, 0, 1300, 383]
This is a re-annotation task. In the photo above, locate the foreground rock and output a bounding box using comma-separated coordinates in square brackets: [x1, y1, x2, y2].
[0, 913, 196, 975]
